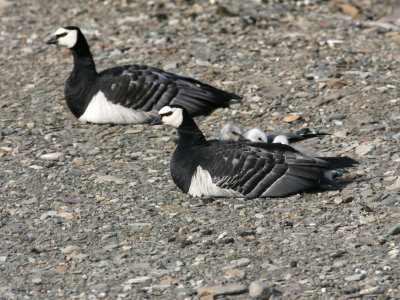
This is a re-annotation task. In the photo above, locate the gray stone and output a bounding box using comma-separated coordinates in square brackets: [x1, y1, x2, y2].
[388, 226, 400, 236]
[197, 284, 247, 296]
[387, 177, 400, 191]
[357, 116, 375, 125]
[249, 281, 272, 299]
[95, 175, 126, 185]
[345, 273, 366, 281]
[328, 113, 346, 120]
[333, 260, 348, 268]
[163, 62, 177, 70]
[380, 197, 398, 206]
[224, 268, 246, 280]
[237, 258, 251, 267]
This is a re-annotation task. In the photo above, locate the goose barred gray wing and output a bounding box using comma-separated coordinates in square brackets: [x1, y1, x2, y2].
[98, 64, 239, 116]
[196, 141, 356, 198]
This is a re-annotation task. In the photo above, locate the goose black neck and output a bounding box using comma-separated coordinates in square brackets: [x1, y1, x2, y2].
[70, 32, 97, 75]
[177, 116, 207, 145]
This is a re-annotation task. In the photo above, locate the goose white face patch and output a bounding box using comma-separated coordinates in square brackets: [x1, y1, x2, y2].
[54, 27, 78, 48]
[243, 128, 267, 143]
[159, 106, 183, 128]
[188, 166, 242, 198]
[79, 91, 156, 124]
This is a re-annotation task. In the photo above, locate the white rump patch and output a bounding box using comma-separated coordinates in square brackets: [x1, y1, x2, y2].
[55, 27, 78, 49]
[159, 106, 183, 128]
[188, 166, 242, 198]
[79, 91, 157, 124]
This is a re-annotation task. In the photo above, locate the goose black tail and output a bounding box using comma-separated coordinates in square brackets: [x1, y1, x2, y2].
[321, 156, 359, 169]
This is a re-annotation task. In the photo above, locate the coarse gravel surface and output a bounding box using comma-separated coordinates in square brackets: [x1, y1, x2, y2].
[1, 0, 399, 299]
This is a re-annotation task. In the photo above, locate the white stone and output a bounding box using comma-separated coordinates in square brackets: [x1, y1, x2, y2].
[40, 152, 65, 161]
[31, 277, 42, 284]
[95, 175, 126, 185]
[125, 277, 152, 284]
[387, 177, 400, 191]
[355, 143, 374, 156]
[61, 245, 80, 254]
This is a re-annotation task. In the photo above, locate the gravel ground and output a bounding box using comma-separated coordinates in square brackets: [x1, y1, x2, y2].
[1, 0, 399, 299]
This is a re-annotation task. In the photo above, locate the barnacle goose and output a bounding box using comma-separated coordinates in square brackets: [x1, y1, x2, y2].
[219, 123, 327, 144]
[45, 26, 240, 124]
[151, 105, 358, 198]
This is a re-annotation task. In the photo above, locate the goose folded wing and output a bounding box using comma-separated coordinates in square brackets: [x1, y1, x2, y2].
[198, 142, 351, 198]
[99, 65, 238, 115]
[98, 65, 181, 112]
[197, 143, 294, 198]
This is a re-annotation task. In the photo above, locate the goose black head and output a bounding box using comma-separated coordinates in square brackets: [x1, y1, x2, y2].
[46, 26, 80, 49]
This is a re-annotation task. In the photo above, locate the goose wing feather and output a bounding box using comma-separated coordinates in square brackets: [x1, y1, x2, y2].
[98, 65, 239, 115]
[197, 141, 356, 198]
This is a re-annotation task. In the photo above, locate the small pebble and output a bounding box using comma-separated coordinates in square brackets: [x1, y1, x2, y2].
[60, 245, 80, 254]
[388, 226, 400, 236]
[125, 277, 152, 284]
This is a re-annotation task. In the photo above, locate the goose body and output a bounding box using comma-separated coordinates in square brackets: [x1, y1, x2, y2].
[152, 105, 358, 198]
[46, 26, 240, 124]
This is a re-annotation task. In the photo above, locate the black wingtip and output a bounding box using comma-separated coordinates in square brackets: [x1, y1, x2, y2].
[322, 156, 359, 169]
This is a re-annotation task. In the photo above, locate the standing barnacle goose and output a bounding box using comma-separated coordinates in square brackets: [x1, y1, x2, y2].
[151, 105, 358, 198]
[45, 26, 240, 124]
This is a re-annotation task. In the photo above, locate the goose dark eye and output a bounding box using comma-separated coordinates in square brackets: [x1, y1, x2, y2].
[258, 137, 262, 141]
[232, 131, 240, 135]
[56, 32, 68, 38]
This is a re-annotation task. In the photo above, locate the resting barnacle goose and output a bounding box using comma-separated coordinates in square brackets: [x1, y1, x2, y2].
[45, 26, 240, 124]
[151, 105, 358, 198]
